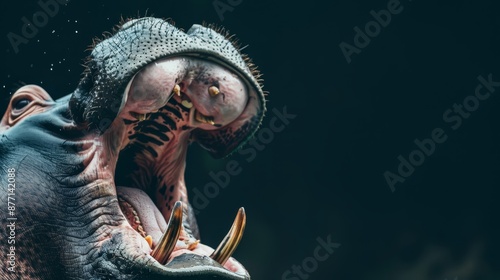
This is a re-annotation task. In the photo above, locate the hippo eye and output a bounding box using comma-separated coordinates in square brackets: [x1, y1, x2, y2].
[13, 99, 30, 110]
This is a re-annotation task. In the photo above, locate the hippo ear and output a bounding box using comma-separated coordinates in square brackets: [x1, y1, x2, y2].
[0, 85, 54, 132]
[191, 85, 264, 158]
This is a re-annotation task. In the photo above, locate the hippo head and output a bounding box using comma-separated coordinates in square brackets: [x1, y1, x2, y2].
[0, 17, 265, 279]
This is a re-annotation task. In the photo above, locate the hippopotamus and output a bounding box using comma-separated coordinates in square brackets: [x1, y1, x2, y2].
[0, 17, 265, 279]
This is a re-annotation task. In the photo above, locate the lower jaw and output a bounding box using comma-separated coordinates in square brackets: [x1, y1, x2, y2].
[115, 186, 246, 274]
[116, 191, 206, 259]
[94, 229, 249, 279]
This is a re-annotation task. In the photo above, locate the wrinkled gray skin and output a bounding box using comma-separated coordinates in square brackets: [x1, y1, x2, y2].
[0, 17, 265, 279]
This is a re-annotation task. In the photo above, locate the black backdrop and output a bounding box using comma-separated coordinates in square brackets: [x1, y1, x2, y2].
[1, 0, 500, 279]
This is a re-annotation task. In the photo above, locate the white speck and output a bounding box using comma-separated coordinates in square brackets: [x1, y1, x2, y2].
[75, 30, 78, 34]
[51, 63, 54, 66]
[58, 61, 62, 64]
[37, 39, 40, 42]
[43, 51, 47, 55]
[75, 20, 78, 23]
[68, 69, 71, 72]
[52, 30, 55, 33]
[50, 68, 53, 71]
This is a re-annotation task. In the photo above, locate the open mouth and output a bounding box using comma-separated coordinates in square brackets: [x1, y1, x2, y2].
[109, 56, 251, 277]
[65, 18, 267, 278]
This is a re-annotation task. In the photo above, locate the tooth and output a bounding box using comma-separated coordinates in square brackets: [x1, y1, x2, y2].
[181, 100, 193, 108]
[151, 201, 183, 264]
[204, 116, 215, 126]
[208, 86, 220, 97]
[195, 111, 204, 123]
[197, 114, 203, 123]
[173, 84, 181, 97]
[137, 225, 146, 236]
[145, 235, 153, 248]
[210, 207, 246, 265]
[195, 111, 217, 126]
[186, 239, 200, 250]
[130, 112, 147, 121]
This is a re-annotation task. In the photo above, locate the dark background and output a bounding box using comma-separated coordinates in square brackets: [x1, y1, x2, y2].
[1, 0, 500, 279]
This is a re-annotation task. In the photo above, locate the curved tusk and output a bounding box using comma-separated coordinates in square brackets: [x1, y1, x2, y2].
[151, 201, 183, 264]
[210, 207, 246, 265]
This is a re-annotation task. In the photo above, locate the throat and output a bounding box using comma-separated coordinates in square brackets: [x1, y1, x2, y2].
[116, 104, 194, 220]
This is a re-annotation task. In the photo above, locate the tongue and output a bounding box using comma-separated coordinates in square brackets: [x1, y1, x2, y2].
[116, 186, 167, 247]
